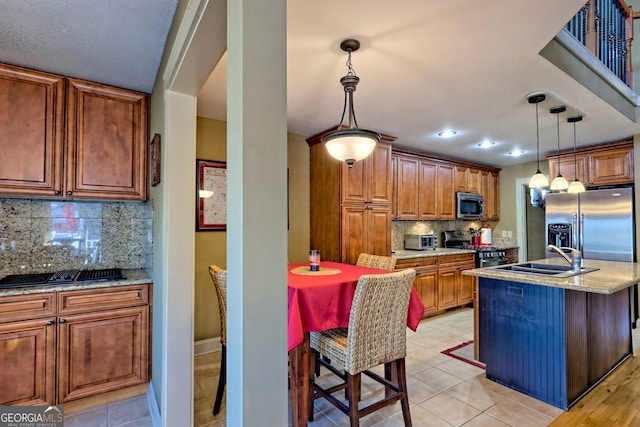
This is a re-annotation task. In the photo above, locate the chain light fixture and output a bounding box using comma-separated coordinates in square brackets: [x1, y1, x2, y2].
[528, 93, 549, 188]
[549, 105, 569, 191]
[321, 39, 381, 167]
[567, 116, 586, 193]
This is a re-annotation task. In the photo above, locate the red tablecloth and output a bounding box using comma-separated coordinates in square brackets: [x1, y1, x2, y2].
[287, 261, 425, 351]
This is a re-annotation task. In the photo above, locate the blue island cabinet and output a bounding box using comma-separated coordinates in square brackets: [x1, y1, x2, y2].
[478, 277, 632, 410]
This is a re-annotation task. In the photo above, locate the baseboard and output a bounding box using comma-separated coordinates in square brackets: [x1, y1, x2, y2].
[194, 336, 222, 356]
[147, 383, 161, 427]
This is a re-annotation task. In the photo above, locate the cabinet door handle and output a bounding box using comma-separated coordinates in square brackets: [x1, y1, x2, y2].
[67, 191, 73, 195]
[46, 320, 54, 326]
[54, 190, 61, 195]
[59, 318, 66, 324]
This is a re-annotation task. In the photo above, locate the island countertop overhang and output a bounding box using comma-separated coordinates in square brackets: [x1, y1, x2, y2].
[463, 258, 638, 294]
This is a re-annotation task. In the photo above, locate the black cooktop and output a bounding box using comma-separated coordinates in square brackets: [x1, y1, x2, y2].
[0, 268, 124, 289]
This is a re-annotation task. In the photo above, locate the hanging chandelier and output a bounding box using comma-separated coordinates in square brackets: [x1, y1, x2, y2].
[527, 93, 549, 189]
[321, 39, 381, 167]
[549, 105, 569, 191]
[567, 116, 586, 193]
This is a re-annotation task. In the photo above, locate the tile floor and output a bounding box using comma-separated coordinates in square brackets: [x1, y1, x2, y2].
[63, 394, 152, 427]
[195, 307, 640, 427]
[65, 307, 640, 426]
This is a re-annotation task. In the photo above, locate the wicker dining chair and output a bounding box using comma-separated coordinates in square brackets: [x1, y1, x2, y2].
[208, 264, 227, 416]
[308, 268, 417, 427]
[355, 253, 397, 271]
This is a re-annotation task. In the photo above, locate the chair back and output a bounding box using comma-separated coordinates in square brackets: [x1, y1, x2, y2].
[344, 268, 416, 374]
[356, 253, 397, 271]
[208, 265, 228, 345]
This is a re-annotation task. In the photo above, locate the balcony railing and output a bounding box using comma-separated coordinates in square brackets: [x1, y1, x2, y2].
[565, 0, 635, 89]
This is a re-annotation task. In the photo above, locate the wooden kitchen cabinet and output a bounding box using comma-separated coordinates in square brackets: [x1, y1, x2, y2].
[504, 247, 519, 264]
[548, 153, 587, 185]
[341, 142, 393, 205]
[0, 63, 148, 201]
[65, 79, 148, 200]
[588, 145, 633, 186]
[436, 163, 455, 219]
[308, 130, 395, 263]
[0, 284, 150, 406]
[393, 148, 500, 222]
[397, 253, 474, 318]
[0, 63, 65, 197]
[438, 254, 475, 310]
[341, 205, 392, 265]
[481, 170, 500, 221]
[396, 257, 438, 316]
[455, 166, 481, 194]
[547, 140, 633, 187]
[57, 305, 148, 403]
[417, 160, 437, 219]
[0, 317, 56, 406]
[0, 292, 56, 406]
[418, 160, 454, 220]
[394, 153, 456, 220]
[57, 284, 149, 403]
[394, 155, 420, 219]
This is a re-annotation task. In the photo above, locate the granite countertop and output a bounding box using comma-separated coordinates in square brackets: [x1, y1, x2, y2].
[0, 269, 151, 297]
[463, 258, 638, 294]
[392, 248, 476, 259]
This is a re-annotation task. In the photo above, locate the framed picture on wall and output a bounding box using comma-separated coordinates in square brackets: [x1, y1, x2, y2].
[196, 159, 227, 231]
[150, 133, 161, 186]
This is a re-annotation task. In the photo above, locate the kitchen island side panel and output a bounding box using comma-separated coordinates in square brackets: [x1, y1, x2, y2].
[479, 278, 569, 409]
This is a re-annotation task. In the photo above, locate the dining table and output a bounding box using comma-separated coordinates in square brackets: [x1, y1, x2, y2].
[288, 261, 425, 427]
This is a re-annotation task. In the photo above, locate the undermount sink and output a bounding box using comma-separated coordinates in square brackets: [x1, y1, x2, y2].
[489, 262, 599, 278]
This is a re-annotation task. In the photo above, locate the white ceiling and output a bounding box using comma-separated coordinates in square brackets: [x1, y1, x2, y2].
[2, 0, 640, 168]
[0, 0, 177, 93]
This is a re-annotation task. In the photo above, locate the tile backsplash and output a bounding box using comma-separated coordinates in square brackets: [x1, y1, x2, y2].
[392, 219, 498, 250]
[0, 199, 153, 277]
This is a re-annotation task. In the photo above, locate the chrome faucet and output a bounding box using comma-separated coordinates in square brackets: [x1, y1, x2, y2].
[547, 245, 582, 272]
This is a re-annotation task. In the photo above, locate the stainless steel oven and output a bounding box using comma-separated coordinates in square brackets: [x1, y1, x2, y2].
[443, 230, 508, 268]
[476, 248, 508, 268]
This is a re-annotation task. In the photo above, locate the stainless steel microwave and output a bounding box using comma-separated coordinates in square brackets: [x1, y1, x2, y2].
[456, 192, 484, 220]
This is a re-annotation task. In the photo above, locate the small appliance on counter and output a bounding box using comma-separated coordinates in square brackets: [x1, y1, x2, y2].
[404, 233, 438, 250]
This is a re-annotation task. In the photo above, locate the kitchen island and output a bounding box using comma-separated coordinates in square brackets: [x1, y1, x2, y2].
[464, 258, 638, 410]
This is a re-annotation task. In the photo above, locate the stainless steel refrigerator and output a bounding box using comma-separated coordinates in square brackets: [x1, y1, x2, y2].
[545, 187, 635, 262]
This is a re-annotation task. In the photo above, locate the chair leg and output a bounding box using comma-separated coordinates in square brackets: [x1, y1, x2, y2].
[213, 344, 226, 416]
[397, 359, 412, 427]
[346, 373, 361, 427]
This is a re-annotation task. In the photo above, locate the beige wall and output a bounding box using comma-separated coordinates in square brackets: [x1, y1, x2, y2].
[496, 159, 549, 240]
[194, 116, 310, 341]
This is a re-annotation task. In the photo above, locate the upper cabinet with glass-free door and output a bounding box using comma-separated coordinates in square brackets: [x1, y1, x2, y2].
[0, 63, 148, 201]
[547, 140, 633, 188]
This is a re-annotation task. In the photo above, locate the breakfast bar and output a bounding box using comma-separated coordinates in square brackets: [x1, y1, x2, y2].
[464, 258, 639, 410]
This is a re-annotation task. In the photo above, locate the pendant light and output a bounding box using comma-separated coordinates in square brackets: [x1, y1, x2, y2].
[549, 105, 569, 191]
[528, 93, 549, 188]
[321, 39, 381, 168]
[567, 115, 586, 193]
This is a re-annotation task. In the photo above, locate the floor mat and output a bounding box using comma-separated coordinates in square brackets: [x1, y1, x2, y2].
[441, 340, 485, 369]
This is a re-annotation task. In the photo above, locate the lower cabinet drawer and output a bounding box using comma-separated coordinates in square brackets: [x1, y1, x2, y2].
[58, 284, 149, 315]
[0, 293, 56, 322]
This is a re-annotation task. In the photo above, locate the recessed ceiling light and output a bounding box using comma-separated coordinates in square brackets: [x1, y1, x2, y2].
[508, 150, 526, 157]
[437, 130, 458, 138]
[476, 141, 496, 148]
